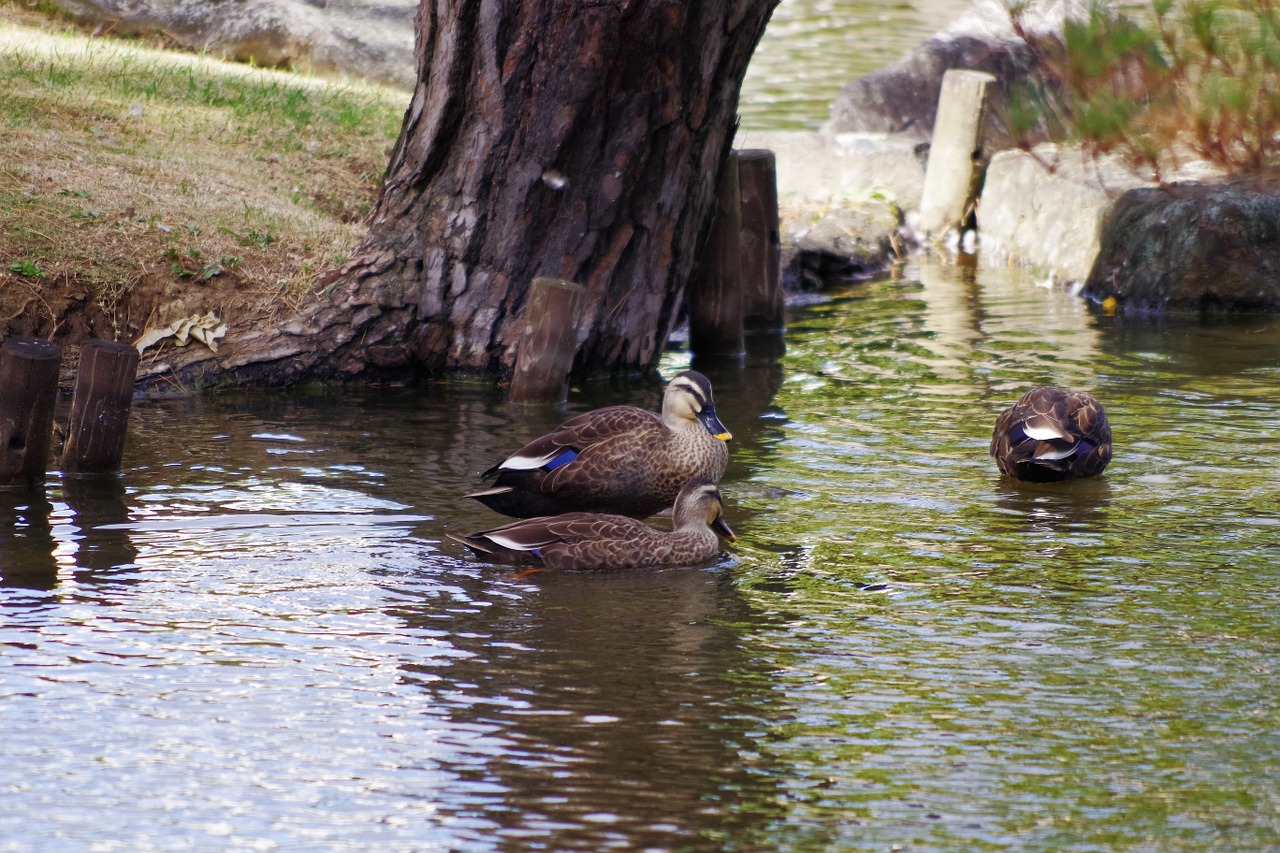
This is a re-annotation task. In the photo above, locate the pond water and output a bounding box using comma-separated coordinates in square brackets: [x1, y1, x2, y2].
[3, 255, 1278, 852]
[741, 0, 974, 129]
[5, 0, 1280, 849]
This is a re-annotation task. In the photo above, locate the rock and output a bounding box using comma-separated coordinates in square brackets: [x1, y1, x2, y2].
[737, 130, 927, 211]
[979, 145, 1147, 285]
[825, 36, 1063, 151]
[44, 0, 417, 89]
[824, 0, 1087, 150]
[1081, 179, 1280, 313]
[735, 131, 914, 290]
[781, 202, 904, 291]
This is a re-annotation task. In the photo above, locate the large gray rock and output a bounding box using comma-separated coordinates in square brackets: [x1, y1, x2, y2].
[782, 202, 904, 291]
[46, 0, 417, 89]
[1081, 181, 1280, 313]
[736, 129, 926, 210]
[826, 36, 1062, 149]
[979, 145, 1147, 284]
[735, 131, 917, 291]
[824, 0, 1086, 149]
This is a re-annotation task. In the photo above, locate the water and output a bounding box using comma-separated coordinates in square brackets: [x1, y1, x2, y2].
[741, 0, 974, 130]
[5, 0, 1280, 848]
[3, 255, 1277, 852]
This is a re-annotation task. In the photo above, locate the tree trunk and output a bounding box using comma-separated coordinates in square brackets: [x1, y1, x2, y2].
[138, 0, 776, 390]
[358, 0, 780, 377]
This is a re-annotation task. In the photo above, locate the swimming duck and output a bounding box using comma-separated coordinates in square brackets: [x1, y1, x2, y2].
[451, 479, 735, 570]
[990, 386, 1112, 482]
[467, 370, 731, 519]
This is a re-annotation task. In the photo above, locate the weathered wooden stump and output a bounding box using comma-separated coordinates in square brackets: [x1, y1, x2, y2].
[919, 69, 997, 238]
[62, 340, 140, 474]
[689, 153, 745, 360]
[508, 278, 585, 405]
[0, 337, 61, 488]
[737, 149, 783, 332]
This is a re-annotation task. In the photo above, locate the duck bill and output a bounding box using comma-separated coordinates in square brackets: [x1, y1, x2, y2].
[712, 514, 736, 542]
[698, 406, 732, 441]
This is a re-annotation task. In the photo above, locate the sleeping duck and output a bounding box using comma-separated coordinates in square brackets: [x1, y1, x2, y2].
[451, 479, 735, 570]
[467, 370, 731, 519]
[990, 386, 1112, 482]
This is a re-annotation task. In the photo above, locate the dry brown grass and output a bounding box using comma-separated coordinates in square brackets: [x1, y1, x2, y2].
[0, 5, 407, 350]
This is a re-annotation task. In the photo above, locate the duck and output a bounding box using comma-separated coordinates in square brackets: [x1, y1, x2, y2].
[467, 370, 731, 519]
[450, 479, 735, 570]
[990, 386, 1112, 482]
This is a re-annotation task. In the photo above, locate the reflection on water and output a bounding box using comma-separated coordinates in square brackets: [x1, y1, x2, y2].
[742, 0, 975, 129]
[2, 256, 1278, 850]
[0, 488, 60, 589]
[391, 568, 791, 851]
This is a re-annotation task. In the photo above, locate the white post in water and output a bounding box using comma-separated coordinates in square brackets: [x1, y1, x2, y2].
[919, 69, 997, 239]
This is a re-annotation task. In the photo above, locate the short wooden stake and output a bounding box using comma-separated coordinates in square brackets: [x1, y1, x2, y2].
[508, 278, 585, 405]
[0, 337, 61, 488]
[62, 340, 139, 474]
[737, 149, 783, 332]
[918, 69, 997, 238]
[689, 153, 745, 359]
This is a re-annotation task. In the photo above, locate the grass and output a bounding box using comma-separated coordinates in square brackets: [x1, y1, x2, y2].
[0, 4, 407, 343]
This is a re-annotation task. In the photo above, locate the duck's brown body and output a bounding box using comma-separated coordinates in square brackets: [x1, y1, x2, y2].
[990, 386, 1112, 482]
[452, 480, 735, 570]
[469, 371, 730, 519]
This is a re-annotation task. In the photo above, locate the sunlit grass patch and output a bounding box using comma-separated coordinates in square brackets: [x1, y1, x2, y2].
[0, 10, 406, 339]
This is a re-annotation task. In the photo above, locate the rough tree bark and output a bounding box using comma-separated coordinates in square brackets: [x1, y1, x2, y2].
[142, 0, 777, 389]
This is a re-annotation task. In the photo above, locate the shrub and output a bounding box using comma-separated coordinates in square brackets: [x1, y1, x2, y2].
[1010, 0, 1280, 180]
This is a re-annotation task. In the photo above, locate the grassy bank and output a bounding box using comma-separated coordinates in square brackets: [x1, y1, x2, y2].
[0, 5, 406, 347]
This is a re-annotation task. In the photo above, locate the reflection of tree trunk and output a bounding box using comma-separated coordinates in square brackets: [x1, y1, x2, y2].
[140, 1, 777, 390]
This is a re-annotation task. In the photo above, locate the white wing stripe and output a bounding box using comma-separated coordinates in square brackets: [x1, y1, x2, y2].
[486, 532, 543, 552]
[1023, 423, 1068, 441]
[501, 449, 562, 470]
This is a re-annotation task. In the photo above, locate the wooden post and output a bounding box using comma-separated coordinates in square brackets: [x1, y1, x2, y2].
[0, 337, 61, 488]
[918, 69, 997, 238]
[737, 149, 783, 332]
[62, 340, 139, 474]
[508, 278, 585, 405]
[689, 153, 745, 360]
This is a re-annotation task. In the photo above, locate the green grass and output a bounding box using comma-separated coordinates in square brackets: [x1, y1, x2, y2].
[0, 6, 408, 342]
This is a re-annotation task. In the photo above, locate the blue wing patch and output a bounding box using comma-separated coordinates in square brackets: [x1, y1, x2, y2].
[543, 448, 578, 471]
